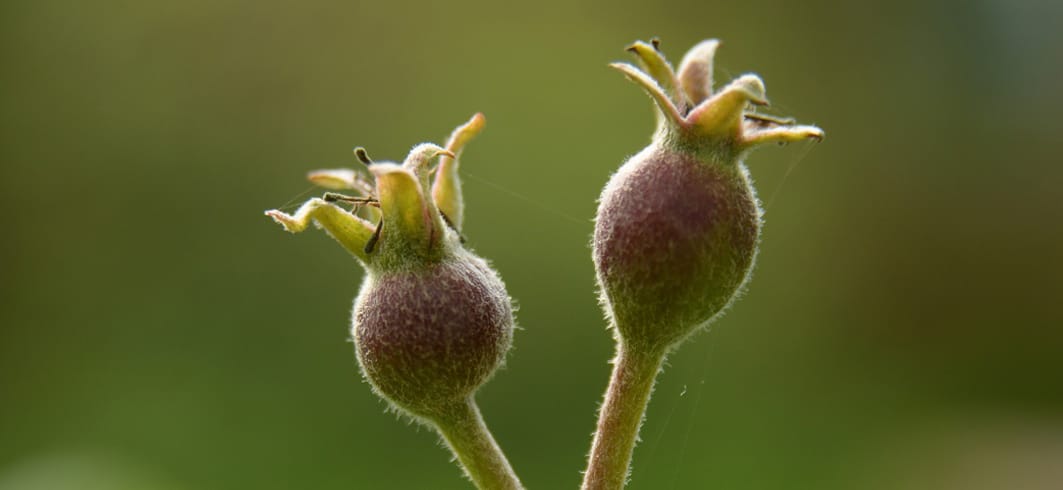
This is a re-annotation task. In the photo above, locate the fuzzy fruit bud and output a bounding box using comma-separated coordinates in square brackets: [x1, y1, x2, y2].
[354, 250, 513, 416]
[264, 114, 513, 419]
[594, 40, 824, 353]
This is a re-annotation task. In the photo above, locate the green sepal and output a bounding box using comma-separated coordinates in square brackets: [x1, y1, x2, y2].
[612, 40, 824, 157]
[264, 199, 375, 263]
[675, 39, 719, 106]
[369, 162, 446, 268]
[432, 113, 485, 232]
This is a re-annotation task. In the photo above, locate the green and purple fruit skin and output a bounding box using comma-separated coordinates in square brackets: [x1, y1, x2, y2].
[592, 39, 823, 354]
[264, 115, 514, 420]
[594, 142, 759, 352]
[354, 250, 513, 417]
[266, 116, 526, 489]
[583, 39, 823, 490]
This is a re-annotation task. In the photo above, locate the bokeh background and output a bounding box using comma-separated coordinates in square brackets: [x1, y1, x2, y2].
[2, 0, 1062, 488]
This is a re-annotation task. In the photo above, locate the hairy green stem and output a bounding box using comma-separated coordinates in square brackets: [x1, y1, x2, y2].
[435, 397, 523, 490]
[582, 345, 666, 490]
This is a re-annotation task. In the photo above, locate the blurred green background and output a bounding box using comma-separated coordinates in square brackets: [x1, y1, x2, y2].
[2, 0, 1062, 488]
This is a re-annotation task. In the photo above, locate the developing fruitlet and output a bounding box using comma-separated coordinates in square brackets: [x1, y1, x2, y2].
[594, 39, 824, 353]
[353, 243, 513, 416]
[265, 115, 523, 489]
[265, 113, 509, 417]
[583, 39, 824, 490]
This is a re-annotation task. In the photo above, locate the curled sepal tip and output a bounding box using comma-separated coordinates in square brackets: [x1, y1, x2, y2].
[402, 143, 453, 175]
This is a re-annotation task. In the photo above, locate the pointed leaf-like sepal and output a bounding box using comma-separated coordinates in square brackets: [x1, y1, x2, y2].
[609, 62, 684, 131]
[432, 113, 485, 231]
[742, 121, 825, 147]
[369, 163, 442, 260]
[264, 198, 375, 263]
[687, 74, 767, 141]
[626, 40, 684, 111]
[676, 39, 720, 106]
[307, 168, 376, 196]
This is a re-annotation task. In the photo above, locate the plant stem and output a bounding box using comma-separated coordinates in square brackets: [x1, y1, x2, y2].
[435, 397, 524, 490]
[582, 344, 666, 490]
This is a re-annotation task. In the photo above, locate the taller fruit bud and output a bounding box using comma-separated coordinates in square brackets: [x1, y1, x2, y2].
[583, 39, 823, 490]
[595, 39, 824, 354]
